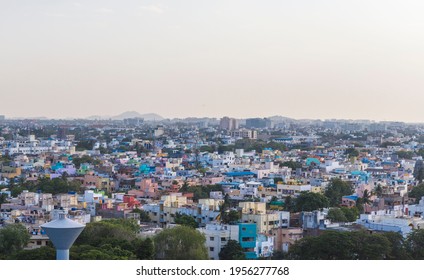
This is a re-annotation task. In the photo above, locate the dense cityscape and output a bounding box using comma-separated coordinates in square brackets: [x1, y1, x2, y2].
[1, 113, 424, 260]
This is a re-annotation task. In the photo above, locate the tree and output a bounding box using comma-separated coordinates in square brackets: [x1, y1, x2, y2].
[132, 208, 152, 222]
[174, 213, 198, 229]
[13, 246, 55, 260]
[382, 232, 410, 260]
[0, 193, 8, 206]
[0, 224, 31, 257]
[327, 208, 347, 223]
[293, 192, 329, 212]
[221, 210, 240, 224]
[405, 229, 424, 259]
[414, 160, 424, 183]
[409, 184, 424, 204]
[324, 179, 354, 207]
[219, 240, 246, 260]
[345, 148, 359, 158]
[340, 207, 359, 222]
[75, 219, 138, 246]
[133, 238, 155, 260]
[279, 161, 302, 170]
[284, 195, 295, 212]
[288, 230, 391, 260]
[154, 226, 208, 260]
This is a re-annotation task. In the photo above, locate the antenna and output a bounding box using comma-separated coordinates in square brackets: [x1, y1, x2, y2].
[41, 211, 85, 260]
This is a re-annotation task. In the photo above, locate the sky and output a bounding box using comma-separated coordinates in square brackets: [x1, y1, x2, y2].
[1, 0, 424, 122]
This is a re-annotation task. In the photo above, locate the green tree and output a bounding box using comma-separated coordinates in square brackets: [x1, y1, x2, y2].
[340, 207, 359, 222]
[324, 179, 354, 207]
[71, 244, 135, 260]
[293, 192, 329, 212]
[288, 230, 391, 260]
[414, 160, 424, 183]
[154, 226, 208, 260]
[0, 193, 8, 206]
[13, 246, 56, 260]
[219, 240, 246, 260]
[174, 213, 199, 229]
[345, 148, 359, 157]
[405, 229, 424, 259]
[133, 238, 155, 260]
[382, 232, 410, 260]
[132, 208, 152, 222]
[327, 208, 347, 222]
[279, 161, 302, 170]
[221, 210, 240, 224]
[409, 184, 424, 204]
[75, 219, 138, 246]
[0, 224, 31, 257]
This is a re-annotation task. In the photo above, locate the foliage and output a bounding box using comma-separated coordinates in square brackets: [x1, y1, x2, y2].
[154, 226, 208, 260]
[72, 155, 100, 168]
[199, 145, 216, 153]
[178, 184, 223, 202]
[405, 229, 424, 259]
[132, 238, 155, 260]
[324, 179, 354, 207]
[71, 244, 135, 260]
[219, 240, 246, 260]
[396, 150, 414, 160]
[174, 213, 199, 228]
[340, 207, 359, 222]
[76, 140, 96, 151]
[288, 230, 391, 260]
[13, 246, 55, 260]
[409, 184, 424, 204]
[234, 139, 286, 153]
[327, 208, 347, 222]
[0, 193, 8, 206]
[221, 210, 240, 224]
[10, 177, 82, 197]
[0, 224, 31, 257]
[279, 160, 302, 170]
[414, 160, 424, 183]
[132, 208, 152, 222]
[382, 232, 410, 260]
[293, 192, 329, 212]
[75, 219, 138, 246]
[345, 148, 359, 157]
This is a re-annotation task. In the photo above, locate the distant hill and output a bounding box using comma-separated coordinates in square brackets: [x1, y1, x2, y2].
[112, 111, 164, 121]
[86, 111, 164, 121]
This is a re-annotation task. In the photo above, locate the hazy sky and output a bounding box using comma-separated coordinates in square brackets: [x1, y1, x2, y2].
[1, 1, 424, 122]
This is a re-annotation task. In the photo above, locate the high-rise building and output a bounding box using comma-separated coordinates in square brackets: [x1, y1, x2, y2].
[0, 115, 5, 121]
[220, 117, 239, 130]
[245, 118, 272, 129]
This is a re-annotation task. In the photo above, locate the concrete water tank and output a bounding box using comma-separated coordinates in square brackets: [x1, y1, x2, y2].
[41, 212, 85, 260]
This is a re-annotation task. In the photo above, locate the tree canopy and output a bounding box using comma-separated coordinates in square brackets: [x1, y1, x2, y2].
[293, 192, 329, 212]
[0, 224, 30, 257]
[324, 179, 354, 207]
[154, 226, 208, 260]
[219, 240, 246, 260]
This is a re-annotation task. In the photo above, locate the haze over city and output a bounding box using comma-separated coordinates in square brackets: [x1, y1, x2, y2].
[1, 0, 424, 122]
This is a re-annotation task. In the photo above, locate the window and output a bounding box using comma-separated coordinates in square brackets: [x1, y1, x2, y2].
[210, 237, 215, 241]
[221, 237, 226, 241]
[209, 247, 214, 252]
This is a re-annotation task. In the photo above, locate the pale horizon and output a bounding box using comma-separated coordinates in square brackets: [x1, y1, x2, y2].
[2, 1, 424, 123]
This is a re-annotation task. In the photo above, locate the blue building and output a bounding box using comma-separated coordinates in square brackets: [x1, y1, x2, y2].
[238, 223, 257, 259]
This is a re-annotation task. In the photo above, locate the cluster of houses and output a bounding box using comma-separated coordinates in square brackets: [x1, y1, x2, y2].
[1, 119, 424, 259]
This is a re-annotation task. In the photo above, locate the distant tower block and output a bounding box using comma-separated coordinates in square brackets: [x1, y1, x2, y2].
[41, 212, 85, 260]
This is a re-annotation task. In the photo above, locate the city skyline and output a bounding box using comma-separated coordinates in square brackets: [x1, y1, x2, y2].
[2, 1, 424, 122]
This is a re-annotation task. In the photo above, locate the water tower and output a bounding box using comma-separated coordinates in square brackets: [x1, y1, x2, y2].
[41, 212, 85, 260]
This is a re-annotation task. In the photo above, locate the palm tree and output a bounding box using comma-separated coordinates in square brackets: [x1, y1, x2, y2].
[361, 189, 372, 214]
